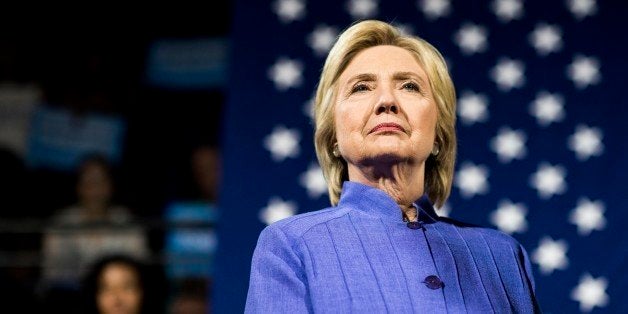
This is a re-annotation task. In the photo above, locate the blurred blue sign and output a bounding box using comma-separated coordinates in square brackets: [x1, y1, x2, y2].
[165, 201, 219, 279]
[146, 38, 229, 90]
[26, 106, 125, 171]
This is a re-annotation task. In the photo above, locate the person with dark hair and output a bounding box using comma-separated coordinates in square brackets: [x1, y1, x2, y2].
[82, 255, 162, 314]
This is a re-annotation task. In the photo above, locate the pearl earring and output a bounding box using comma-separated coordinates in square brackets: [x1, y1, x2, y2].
[431, 143, 440, 156]
[332, 144, 341, 157]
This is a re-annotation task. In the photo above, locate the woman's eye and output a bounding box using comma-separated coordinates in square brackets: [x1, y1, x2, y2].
[351, 84, 370, 93]
[402, 82, 420, 92]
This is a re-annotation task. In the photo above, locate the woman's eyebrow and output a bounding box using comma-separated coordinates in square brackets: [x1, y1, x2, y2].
[392, 71, 426, 84]
[346, 73, 377, 84]
[344, 71, 427, 86]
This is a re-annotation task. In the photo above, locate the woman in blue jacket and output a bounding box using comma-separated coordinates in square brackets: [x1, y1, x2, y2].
[246, 20, 540, 313]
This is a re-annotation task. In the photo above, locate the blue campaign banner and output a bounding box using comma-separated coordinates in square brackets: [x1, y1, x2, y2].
[145, 38, 229, 90]
[164, 201, 219, 279]
[26, 106, 125, 171]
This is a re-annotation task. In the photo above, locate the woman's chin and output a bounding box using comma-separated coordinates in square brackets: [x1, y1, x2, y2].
[360, 148, 410, 164]
[363, 139, 407, 156]
[357, 142, 428, 165]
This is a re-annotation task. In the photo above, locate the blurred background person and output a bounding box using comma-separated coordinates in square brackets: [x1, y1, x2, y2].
[41, 154, 150, 306]
[82, 254, 166, 314]
[190, 145, 221, 203]
[163, 144, 221, 313]
[168, 277, 210, 314]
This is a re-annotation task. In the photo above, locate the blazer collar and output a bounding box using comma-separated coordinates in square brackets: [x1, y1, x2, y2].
[338, 181, 439, 224]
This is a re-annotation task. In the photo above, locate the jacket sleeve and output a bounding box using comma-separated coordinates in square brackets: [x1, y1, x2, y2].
[519, 244, 543, 313]
[245, 225, 311, 313]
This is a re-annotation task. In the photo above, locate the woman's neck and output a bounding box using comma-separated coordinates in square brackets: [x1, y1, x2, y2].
[348, 160, 425, 221]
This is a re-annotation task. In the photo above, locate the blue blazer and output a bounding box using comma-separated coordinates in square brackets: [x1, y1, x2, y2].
[246, 182, 541, 313]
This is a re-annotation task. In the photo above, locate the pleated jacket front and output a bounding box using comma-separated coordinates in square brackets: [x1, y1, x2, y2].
[246, 182, 541, 313]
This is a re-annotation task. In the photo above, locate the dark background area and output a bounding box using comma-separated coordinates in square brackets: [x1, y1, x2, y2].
[0, 5, 232, 313]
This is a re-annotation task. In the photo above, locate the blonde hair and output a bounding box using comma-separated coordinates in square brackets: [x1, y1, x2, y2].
[313, 20, 457, 208]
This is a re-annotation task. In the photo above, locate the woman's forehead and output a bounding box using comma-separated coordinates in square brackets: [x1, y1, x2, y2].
[339, 45, 428, 83]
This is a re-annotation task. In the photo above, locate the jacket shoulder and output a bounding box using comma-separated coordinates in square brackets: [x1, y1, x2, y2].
[438, 216, 524, 249]
[264, 206, 350, 240]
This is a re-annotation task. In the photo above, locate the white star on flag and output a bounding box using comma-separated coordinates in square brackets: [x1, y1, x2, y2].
[299, 163, 328, 198]
[490, 200, 528, 234]
[419, 0, 451, 20]
[307, 25, 338, 56]
[490, 127, 527, 163]
[567, 55, 601, 89]
[571, 273, 609, 312]
[454, 23, 488, 55]
[490, 58, 525, 91]
[435, 202, 451, 218]
[529, 23, 563, 56]
[491, 0, 524, 23]
[532, 236, 569, 274]
[530, 162, 567, 199]
[273, 0, 306, 23]
[567, 0, 598, 20]
[264, 125, 301, 162]
[302, 95, 315, 120]
[569, 198, 606, 236]
[458, 91, 489, 125]
[259, 197, 298, 225]
[455, 162, 490, 198]
[529, 91, 565, 127]
[568, 124, 604, 161]
[268, 58, 304, 91]
[346, 0, 378, 19]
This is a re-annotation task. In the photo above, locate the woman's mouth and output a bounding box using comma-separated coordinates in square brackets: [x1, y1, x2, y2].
[369, 122, 405, 134]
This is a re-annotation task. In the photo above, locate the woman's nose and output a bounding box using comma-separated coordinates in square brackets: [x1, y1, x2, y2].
[375, 87, 399, 114]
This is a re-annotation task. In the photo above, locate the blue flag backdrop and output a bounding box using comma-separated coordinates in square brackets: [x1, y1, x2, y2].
[215, 1, 628, 312]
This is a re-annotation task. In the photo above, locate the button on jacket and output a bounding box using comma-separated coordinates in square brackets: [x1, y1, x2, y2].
[246, 182, 541, 313]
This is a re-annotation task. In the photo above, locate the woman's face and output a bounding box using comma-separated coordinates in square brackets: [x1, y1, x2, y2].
[334, 45, 437, 171]
[97, 263, 143, 314]
[77, 161, 112, 205]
